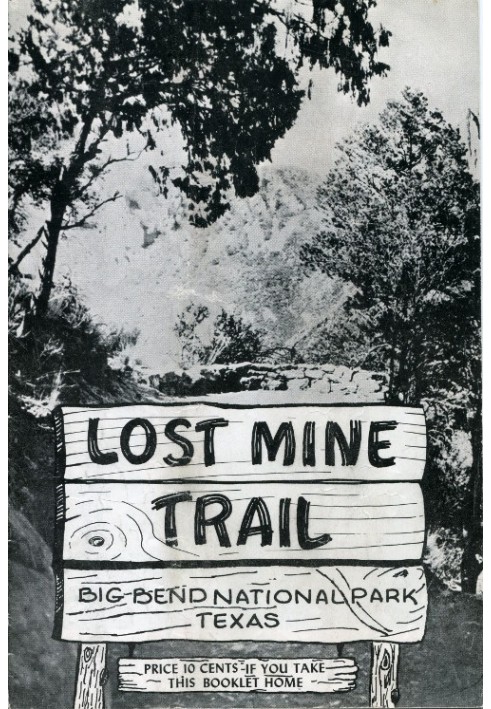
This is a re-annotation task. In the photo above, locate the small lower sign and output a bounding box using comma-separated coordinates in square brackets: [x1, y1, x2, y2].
[118, 658, 358, 693]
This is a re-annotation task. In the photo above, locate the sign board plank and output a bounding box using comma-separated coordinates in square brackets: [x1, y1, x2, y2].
[56, 404, 426, 483]
[62, 482, 425, 563]
[118, 657, 358, 693]
[56, 565, 427, 643]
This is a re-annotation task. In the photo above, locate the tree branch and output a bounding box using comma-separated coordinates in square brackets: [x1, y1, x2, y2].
[8, 224, 47, 275]
[63, 192, 122, 230]
[72, 147, 147, 201]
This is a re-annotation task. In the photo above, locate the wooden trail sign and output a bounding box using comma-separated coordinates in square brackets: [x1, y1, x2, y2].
[52, 402, 428, 707]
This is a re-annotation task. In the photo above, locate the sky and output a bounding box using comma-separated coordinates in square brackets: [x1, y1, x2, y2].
[271, 0, 480, 172]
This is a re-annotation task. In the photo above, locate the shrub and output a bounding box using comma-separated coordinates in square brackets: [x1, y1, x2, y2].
[175, 304, 265, 367]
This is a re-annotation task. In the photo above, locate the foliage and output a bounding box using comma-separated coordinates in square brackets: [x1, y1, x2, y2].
[174, 304, 210, 369]
[9, 274, 140, 415]
[301, 89, 481, 584]
[175, 304, 265, 367]
[209, 310, 265, 364]
[8, 83, 59, 240]
[425, 528, 464, 592]
[9, 0, 390, 313]
[303, 88, 479, 401]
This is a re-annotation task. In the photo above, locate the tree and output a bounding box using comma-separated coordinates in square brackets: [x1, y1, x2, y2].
[175, 304, 264, 367]
[9, 0, 390, 317]
[302, 89, 481, 590]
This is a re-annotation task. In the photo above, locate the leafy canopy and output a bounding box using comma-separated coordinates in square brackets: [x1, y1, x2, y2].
[302, 88, 479, 410]
[10, 0, 390, 229]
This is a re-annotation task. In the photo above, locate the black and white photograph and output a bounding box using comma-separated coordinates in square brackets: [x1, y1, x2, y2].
[8, 1, 482, 708]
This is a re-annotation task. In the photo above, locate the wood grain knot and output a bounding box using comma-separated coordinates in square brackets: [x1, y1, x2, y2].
[381, 649, 391, 671]
[88, 536, 105, 547]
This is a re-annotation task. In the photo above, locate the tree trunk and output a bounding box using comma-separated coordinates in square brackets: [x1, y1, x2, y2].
[34, 114, 96, 318]
[35, 182, 68, 319]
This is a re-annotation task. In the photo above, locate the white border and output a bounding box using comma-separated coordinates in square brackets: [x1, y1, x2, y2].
[481, 0, 488, 705]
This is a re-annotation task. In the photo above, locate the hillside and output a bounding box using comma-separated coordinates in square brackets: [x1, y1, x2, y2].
[55, 163, 347, 371]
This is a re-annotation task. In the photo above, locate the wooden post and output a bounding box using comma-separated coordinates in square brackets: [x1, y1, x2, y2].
[74, 643, 107, 709]
[369, 642, 400, 708]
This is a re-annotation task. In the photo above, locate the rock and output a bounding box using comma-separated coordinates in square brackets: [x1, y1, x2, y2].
[9, 509, 78, 709]
[150, 363, 387, 401]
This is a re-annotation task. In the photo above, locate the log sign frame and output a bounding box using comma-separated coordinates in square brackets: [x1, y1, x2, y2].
[52, 402, 428, 708]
